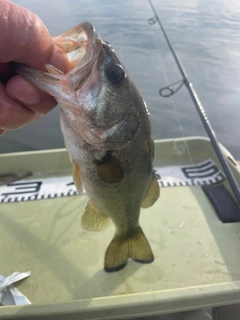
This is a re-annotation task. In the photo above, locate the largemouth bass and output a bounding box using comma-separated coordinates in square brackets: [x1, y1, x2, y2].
[14, 22, 160, 272]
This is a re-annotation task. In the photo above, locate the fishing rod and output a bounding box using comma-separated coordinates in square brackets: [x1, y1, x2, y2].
[148, 0, 240, 209]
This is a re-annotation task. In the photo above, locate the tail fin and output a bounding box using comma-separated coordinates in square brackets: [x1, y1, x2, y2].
[104, 226, 154, 272]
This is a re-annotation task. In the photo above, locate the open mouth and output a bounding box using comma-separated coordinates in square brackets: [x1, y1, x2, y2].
[54, 22, 103, 90]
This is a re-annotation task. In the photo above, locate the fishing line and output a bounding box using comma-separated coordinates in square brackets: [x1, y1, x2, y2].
[153, 53, 198, 176]
[147, 7, 198, 177]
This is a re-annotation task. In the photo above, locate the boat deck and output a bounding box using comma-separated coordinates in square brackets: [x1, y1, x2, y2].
[0, 137, 240, 319]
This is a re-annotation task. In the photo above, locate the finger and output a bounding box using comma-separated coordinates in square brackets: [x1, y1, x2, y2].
[0, 82, 41, 130]
[6, 75, 57, 114]
[0, 0, 68, 72]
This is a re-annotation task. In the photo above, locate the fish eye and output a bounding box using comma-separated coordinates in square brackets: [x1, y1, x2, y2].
[106, 64, 125, 85]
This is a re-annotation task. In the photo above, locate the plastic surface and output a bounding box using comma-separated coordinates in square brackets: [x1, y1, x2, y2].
[0, 137, 240, 319]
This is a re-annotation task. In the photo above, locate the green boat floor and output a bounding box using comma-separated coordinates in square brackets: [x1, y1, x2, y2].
[0, 137, 240, 319]
[1, 186, 240, 304]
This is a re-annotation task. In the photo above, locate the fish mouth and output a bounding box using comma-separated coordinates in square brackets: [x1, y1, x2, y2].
[55, 22, 103, 90]
[12, 22, 103, 95]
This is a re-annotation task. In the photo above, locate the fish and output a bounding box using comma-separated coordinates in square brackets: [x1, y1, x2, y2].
[13, 22, 160, 272]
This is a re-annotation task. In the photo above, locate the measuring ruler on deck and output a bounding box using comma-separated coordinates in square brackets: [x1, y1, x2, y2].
[0, 159, 224, 203]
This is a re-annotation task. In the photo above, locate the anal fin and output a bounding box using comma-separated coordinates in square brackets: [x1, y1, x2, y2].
[104, 226, 154, 272]
[141, 172, 160, 209]
[81, 201, 109, 231]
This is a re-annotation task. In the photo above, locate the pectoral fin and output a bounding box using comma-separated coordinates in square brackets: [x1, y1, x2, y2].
[141, 173, 160, 208]
[72, 161, 83, 194]
[104, 226, 154, 272]
[94, 153, 123, 184]
[81, 201, 109, 231]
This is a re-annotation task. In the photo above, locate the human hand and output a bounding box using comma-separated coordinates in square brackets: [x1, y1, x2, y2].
[0, 0, 68, 136]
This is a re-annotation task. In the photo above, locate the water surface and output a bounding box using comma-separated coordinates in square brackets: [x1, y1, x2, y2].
[1, 0, 240, 159]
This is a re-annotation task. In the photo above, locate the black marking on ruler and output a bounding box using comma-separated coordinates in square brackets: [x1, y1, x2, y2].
[189, 160, 212, 170]
[182, 161, 219, 179]
[2, 181, 42, 196]
[66, 182, 74, 186]
[154, 170, 161, 180]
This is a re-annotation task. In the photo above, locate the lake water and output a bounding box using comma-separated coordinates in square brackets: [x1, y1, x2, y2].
[1, 0, 240, 159]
